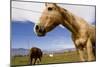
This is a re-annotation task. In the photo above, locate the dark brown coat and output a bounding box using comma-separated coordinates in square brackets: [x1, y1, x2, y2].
[29, 47, 43, 65]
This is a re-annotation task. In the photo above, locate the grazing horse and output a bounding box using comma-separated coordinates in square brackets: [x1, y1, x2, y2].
[29, 47, 43, 65]
[34, 3, 96, 61]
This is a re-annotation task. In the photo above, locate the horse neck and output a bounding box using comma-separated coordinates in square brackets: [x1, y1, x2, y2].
[61, 11, 80, 34]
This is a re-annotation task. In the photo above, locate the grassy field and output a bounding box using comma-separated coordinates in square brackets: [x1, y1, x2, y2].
[11, 51, 82, 66]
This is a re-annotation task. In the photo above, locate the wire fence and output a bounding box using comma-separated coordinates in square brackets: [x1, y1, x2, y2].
[12, 7, 42, 13]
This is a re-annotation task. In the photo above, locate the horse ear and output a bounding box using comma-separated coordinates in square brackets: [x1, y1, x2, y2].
[45, 3, 57, 7]
[52, 3, 57, 6]
[45, 2, 47, 6]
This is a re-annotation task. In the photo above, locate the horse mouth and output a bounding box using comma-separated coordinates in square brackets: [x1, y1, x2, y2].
[34, 26, 46, 37]
[37, 33, 46, 37]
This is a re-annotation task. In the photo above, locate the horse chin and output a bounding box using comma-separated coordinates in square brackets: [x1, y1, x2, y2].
[37, 33, 46, 37]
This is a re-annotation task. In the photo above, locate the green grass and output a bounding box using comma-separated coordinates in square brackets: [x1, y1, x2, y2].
[11, 51, 81, 66]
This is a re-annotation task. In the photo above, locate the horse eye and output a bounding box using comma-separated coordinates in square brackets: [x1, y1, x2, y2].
[48, 7, 53, 11]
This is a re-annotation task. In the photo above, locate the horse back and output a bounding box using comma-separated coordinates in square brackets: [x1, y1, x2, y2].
[30, 47, 43, 58]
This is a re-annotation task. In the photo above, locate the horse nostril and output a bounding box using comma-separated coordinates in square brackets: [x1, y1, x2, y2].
[35, 25, 39, 30]
[35, 25, 45, 33]
[41, 27, 45, 32]
[39, 27, 45, 33]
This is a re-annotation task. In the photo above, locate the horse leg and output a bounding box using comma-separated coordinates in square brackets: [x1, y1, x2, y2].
[93, 47, 96, 59]
[92, 44, 96, 59]
[38, 57, 41, 62]
[77, 47, 85, 61]
[29, 57, 33, 65]
[75, 39, 86, 61]
[39, 57, 41, 62]
[33, 58, 37, 65]
[36, 58, 41, 64]
[74, 45, 85, 61]
[86, 38, 95, 61]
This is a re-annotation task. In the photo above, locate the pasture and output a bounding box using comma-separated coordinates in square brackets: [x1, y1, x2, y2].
[11, 51, 84, 66]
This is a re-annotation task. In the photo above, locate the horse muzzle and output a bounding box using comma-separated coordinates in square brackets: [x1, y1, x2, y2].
[35, 25, 46, 36]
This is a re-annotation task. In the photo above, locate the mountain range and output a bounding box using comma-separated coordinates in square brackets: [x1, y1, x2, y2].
[11, 48, 76, 56]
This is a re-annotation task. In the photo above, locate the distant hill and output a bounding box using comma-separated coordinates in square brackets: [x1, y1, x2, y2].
[11, 48, 29, 56]
[11, 48, 76, 56]
[43, 48, 76, 54]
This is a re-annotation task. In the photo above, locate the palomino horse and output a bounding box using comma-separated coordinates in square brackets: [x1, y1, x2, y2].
[35, 3, 95, 61]
[29, 47, 43, 65]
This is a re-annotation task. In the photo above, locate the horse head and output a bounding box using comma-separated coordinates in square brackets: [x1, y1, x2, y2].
[35, 3, 65, 36]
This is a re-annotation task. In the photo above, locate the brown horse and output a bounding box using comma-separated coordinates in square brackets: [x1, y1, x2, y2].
[34, 3, 96, 61]
[29, 47, 43, 65]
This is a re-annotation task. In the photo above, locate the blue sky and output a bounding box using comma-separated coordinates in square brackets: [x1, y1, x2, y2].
[11, 20, 75, 51]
